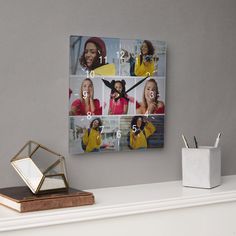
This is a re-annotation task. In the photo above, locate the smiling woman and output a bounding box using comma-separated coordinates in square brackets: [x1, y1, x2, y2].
[79, 37, 116, 76]
[80, 37, 106, 70]
[82, 118, 103, 152]
[134, 40, 155, 76]
[136, 79, 165, 115]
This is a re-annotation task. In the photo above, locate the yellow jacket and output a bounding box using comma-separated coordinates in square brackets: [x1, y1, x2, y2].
[82, 128, 102, 152]
[130, 122, 156, 149]
[94, 63, 116, 76]
[134, 56, 155, 76]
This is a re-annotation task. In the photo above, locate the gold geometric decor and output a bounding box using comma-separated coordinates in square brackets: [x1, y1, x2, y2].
[11, 140, 68, 194]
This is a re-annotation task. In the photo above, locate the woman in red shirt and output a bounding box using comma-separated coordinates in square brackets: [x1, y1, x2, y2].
[136, 79, 164, 115]
[70, 78, 102, 116]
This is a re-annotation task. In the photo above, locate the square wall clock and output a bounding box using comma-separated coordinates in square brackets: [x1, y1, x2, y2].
[69, 36, 167, 154]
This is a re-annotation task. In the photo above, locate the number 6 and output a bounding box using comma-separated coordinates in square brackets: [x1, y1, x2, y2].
[116, 130, 121, 139]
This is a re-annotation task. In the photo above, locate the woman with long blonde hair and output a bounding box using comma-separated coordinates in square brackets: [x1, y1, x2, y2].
[136, 79, 164, 115]
[70, 78, 102, 116]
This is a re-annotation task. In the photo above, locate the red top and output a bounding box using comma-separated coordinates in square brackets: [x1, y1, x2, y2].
[109, 97, 128, 115]
[71, 99, 102, 115]
[136, 101, 165, 114]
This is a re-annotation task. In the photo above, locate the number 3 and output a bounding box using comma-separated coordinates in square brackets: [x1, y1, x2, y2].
[150, 91, 154, 99]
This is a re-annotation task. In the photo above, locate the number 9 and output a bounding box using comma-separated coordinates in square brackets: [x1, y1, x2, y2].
[83, 91, 88, 99]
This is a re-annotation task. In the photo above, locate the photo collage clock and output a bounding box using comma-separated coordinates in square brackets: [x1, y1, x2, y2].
[69, 36, 167, 154]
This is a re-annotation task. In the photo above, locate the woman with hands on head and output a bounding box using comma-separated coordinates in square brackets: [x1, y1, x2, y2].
[82, 118, 103, 152]
[70, 78, 102, 116]
[136, 79, 165, 115]
[129, 116, 156, 149]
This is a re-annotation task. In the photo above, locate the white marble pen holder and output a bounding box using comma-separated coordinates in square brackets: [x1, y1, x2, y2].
[182, 146, 221, 189]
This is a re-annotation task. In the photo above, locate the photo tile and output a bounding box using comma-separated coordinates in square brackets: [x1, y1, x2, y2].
[120, 39, 167, 77]
[69, 76, 103, 116]
[69, 116, 120, 155]
[70, 36, 120, 76]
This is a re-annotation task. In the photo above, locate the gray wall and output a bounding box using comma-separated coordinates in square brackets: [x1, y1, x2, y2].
[0, 0, 236, 189]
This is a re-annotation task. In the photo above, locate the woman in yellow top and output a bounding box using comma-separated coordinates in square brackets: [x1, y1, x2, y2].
[134, 40, 155, 76]
[79, 37, 116, 76]
[82, 118, 102, 152]
[129, 116, 156, 149]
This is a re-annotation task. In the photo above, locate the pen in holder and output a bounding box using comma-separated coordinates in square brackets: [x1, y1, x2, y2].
[182, 146, 221, 189]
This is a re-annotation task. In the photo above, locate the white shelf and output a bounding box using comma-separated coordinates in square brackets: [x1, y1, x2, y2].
[1, 175, 236, 232]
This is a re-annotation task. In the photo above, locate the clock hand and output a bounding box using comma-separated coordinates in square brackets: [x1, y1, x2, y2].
[125, 75, 149, 94]
[102, 79, 129, 102]
[114, 75, 149, 102]
[102, 79, 114, 90]
[114, 91, 129, 102]
[102, 79, 122, 95]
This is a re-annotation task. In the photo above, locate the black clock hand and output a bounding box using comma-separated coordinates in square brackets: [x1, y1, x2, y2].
[102, 79, 129, 102]
[102, 79, 122, 95]
[114, 91, 129, 102]
[125, 75, 149, 94]
[114, 75, 149, 101]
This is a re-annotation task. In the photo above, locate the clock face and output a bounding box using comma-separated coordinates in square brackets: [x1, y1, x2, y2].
[69, 36, 166, 154]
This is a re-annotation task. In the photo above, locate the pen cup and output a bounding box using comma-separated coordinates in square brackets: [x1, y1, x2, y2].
[182, 146, 221, 189]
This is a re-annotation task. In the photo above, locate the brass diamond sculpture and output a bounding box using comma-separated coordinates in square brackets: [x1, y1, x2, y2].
[11, 140, 68, 194]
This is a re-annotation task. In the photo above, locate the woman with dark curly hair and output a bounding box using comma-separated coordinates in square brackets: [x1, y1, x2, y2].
[82, 118, 103, 152]
[129, 116, 156, 149]
[79, 37, 116, 76]
[134, 40, 155, 76]
[108, 80, 128, 115]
